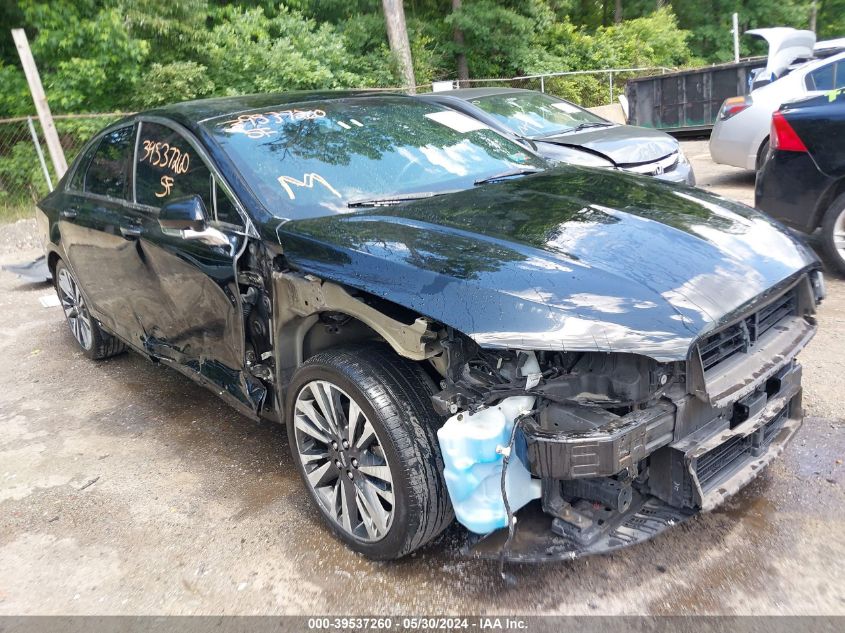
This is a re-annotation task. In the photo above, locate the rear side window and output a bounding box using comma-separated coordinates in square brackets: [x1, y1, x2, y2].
[68, 141, 97, 192]
[805, 61, 845, 91]
[84, 125, 135, 198]
[135, 122, 211, 210]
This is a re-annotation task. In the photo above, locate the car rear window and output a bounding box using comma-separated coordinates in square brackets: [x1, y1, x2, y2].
[84, 125, 135, 199]
[805, 60, 845, 91]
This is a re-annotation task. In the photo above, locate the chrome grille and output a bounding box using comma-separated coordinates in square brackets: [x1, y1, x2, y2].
[699, 288, 797, 373]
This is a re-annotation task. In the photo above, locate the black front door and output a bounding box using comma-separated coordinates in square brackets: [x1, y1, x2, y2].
[128, 120, 262, 414]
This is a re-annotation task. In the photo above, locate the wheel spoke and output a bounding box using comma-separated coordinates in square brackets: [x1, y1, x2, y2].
[295, 398, 334, 438]
[347, 399, 362, 446]
[339, 476, 358, 534]
[306, 459, 337, 488]
[356, 479, 391, 537]
[311, 382, 340, 436]
[294, 413, 331, 444]
[357, 462, 392, 483]
[58, 271, 74, 300]
[354, 420, 377, 450]
[300, 448, 330, 465]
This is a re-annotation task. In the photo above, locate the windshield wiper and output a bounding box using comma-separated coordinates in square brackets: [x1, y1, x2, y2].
[347, 191, 450, 208]
[474, 168, 543, 186]
[568, 122, 614, 133]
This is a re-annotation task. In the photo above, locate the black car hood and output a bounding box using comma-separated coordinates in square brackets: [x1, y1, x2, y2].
[274, 168, 817, 362]
[539, 124, 678, 166]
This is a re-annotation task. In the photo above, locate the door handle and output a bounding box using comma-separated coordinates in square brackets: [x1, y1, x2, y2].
[120, 225, 143, 239]
[60, 208, 78, 219]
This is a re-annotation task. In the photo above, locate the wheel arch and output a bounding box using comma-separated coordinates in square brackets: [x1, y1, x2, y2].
[47, 250, 62, 278]
[272, 270, 446, 415]
[811, 177, 845, 232]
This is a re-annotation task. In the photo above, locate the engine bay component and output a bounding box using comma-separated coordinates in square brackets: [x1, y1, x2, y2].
[438, 395, 541, 534]
[521, 401, 675, 479]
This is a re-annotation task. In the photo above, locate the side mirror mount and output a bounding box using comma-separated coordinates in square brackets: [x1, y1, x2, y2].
[159, 195, 207, 232]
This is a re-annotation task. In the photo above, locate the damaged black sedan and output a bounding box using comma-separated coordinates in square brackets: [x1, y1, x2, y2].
[37, 92, 823, 562]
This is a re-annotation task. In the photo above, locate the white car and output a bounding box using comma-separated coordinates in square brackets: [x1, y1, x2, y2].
[710, 37, 845, 171]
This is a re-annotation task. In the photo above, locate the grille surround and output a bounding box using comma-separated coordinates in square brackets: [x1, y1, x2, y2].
[698, 288, 798, 373]
[694, 405, 789, 491]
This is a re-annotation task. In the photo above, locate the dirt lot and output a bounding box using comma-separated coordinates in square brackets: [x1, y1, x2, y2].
[1, 140, 844, 615]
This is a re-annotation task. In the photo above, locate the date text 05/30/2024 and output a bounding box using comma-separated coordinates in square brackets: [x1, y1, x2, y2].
[306, 617, 529, 630]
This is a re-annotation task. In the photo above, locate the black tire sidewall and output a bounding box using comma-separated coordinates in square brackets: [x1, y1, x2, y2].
[285, 356, 419, 560]
[822, 195, 845, 277]
[756, 138, 770, 172]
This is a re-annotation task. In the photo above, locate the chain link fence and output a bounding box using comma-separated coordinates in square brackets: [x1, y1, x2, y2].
[417, 67, 673, 107]
[0, 113, 127, 222]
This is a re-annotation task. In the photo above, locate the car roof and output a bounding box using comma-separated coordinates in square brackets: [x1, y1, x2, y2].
[793, 50, 845, 76]
[421, 87, 542, 101]
[137, 90, 406, 133]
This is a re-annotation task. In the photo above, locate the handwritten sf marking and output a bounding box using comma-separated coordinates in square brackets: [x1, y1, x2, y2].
[155, 176, 174, 198]
[277, 173, 341, 200]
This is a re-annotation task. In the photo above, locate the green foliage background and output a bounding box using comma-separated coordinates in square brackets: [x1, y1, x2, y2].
[0, 0, 836, 214]
[2, 0, 834, 117]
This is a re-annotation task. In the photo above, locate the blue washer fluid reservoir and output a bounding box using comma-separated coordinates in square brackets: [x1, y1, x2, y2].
[437, 394, 542, 534]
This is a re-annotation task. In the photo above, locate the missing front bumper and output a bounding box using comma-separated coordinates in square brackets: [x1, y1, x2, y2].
[464, 364, 804, 562]
[463, 491, 696, 563]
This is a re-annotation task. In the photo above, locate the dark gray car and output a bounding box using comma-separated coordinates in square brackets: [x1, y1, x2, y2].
[417, 87, 695, 185]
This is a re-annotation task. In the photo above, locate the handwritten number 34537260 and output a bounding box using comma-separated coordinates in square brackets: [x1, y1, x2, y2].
[140, 140, 190, 175]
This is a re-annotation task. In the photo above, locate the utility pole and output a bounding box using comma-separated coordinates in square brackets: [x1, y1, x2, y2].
[732, 12, 740, 63]
[381, 0, 417, 94]
[452, 0, 469, 87]
[12, 28, 67, 178]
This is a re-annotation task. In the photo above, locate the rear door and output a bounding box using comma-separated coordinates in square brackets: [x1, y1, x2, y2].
[60, 123, 143, 341]
[129, 119, 262, 413]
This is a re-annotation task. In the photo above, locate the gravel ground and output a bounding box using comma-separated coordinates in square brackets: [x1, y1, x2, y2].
[0, 141, 843, 615]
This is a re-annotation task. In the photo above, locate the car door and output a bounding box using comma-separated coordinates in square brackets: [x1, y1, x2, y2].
[60, 123, 146, 342]
[129, 119, 262, 414]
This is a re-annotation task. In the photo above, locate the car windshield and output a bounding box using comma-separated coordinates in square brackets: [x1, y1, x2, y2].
[469, 92, 610, 139]
[204, 96, 547, 220]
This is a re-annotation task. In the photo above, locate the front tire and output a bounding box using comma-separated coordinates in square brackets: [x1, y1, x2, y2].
[285, 345, 453, 560]
[54, 259, 126, 360]
[821, 194, 845, 276]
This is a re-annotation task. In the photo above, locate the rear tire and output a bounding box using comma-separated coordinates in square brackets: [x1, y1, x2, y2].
[755, 138, 770, 171]
[54, 259, 126, 360]
[285, 345, 453, 560]
[821, 195, 845, 276]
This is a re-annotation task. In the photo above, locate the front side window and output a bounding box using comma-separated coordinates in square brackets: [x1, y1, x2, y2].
[213, 179, 243, 227]
[205, 97, 547, 220]
[84, 125, 135, 198]
[469, 92, 610, 139]
[135, 122, 212, 210]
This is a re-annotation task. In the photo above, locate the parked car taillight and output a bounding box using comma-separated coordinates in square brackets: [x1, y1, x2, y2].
[719, 96, 753, 120]
[770, 111, 808, 152]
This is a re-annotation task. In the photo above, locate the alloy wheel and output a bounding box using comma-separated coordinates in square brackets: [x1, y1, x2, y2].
[834, 208, 845, 263]
[293, 380, 395, 542]
[57, 267, 93, 351]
